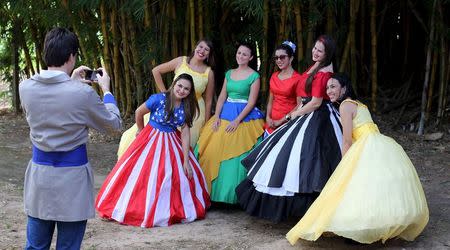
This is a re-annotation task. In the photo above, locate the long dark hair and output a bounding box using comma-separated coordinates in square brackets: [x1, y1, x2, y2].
[164, 73, 199, 127]
[305, 35, 336, 94]
[332, 73, 358, 101]
[188, 38, 215, 69]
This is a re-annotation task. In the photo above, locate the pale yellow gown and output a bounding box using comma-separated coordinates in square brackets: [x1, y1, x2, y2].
[117, 56, 211, 157]
[286, 99, 429, 244]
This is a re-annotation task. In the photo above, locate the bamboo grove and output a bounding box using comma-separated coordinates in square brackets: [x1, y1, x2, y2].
[0, 0, 449, 134]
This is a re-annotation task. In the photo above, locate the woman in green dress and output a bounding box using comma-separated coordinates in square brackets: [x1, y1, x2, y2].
[196, 42, 265, 204]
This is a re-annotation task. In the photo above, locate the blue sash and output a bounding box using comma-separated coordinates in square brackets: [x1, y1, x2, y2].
[32, 144, 88, 167]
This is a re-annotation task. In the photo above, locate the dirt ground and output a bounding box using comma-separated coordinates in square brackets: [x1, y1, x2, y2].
[0, 112, 449, 250]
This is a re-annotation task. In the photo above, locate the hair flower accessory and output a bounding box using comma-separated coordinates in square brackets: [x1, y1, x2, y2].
[282, 41, 296, 53]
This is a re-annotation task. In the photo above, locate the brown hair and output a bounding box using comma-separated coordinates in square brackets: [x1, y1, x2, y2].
[305, 35, 336, 94]
[164, 73, 199, 127]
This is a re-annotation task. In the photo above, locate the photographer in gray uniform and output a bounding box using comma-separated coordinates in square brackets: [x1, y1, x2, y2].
[19, 27, 122, 249]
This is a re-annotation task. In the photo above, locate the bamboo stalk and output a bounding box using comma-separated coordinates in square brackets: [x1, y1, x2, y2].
[350, 0, 361, 91]
[306, 1, 316, 50]
[326, 1, 334, 36]
[128, 15, 144, 105]
[277, 1, 287, 46]
[339, 35, 351, 72]
[369, 0, 378, 112]
[120, 5, 133, 117]
[426, 50, 438, 117]
[99, 0, 113, 88]
[360, 0, 366, 93]
[293, 1, 304, 64]
[261, 0, 269, 93]
[189, 0, 196, 50]
[418, 0, 437, 135]
[197, 0, 204, 39]
[184, 4, 190, 54]
[111, 5, 124, 111]
[437, 0, 447, 121]
[19, 24, 35, 77]
[12, 19, 21, 114]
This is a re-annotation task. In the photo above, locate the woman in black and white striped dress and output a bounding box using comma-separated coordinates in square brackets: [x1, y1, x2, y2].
[236, 35, 342, 222]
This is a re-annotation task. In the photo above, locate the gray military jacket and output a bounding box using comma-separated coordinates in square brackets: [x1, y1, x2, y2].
[19, 70, 122, 221]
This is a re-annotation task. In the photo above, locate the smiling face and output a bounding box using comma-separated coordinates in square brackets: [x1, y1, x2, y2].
[193, 41, 211, 61]
[312, 41, 326, 63]
[173, 78, 192, 100]
[235, 45, 253, 66]
[326, 78, 346, 102]
[274, 49, 292, 70]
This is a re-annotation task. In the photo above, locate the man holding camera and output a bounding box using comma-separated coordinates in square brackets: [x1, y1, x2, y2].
[19, 27, 122, 249]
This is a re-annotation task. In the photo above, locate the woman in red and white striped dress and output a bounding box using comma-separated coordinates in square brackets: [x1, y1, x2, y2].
[96, 73, 210, 227]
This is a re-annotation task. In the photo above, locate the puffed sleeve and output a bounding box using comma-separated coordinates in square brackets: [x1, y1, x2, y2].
[296, 74, 306, 97]
[145, 93, 162, 112]
[311, 72, 332, 98]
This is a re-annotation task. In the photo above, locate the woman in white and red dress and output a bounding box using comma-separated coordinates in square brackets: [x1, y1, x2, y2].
[96, 73, 210, 228]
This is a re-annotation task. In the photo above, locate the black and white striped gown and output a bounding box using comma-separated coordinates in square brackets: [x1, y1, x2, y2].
[236, 99, 342, 222]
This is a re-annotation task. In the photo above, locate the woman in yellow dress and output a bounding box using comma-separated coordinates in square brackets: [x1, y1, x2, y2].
[117, 39, 215, 157]
[286, 73, 429, 244]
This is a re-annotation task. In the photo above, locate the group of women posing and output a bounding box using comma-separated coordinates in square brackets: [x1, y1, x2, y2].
[95, 35, 429, 245]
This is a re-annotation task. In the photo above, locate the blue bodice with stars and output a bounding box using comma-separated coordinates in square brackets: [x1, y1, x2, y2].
[145, 93, 185, 132]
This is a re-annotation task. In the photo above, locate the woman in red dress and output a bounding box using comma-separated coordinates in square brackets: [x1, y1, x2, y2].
[265, 41, 302, 136]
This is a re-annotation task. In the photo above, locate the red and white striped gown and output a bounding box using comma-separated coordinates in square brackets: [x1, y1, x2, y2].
[95, 124, 210, 227]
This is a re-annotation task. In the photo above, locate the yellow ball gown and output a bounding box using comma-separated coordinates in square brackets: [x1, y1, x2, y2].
[286, 99, 429, 244]
[117, 57, 211, 158]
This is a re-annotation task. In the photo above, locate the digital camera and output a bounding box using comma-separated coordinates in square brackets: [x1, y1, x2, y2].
[84, 69, 103, 81]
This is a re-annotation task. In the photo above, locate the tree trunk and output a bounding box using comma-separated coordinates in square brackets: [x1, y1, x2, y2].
[293, 2, 304, 66]
[144, 0, 157, 72]
[18, 22, 35, 77]
[426, 50, 438, 117]
[61, 0, 90, 64]
[418, 0, 437, 135]
[111, 5, 124, 111]
[326, 1, 334, 36]
[12, 20, 21, 114]
[277, 1, 287, 46]
[306, 1, 316, 50]
[128, 16, 144, 105]
[197, 0, 204, 39]
[189, 0, 196, 50]
[169, 0, 178, 59]
[369, 0, 378, 112]
[350, 0, 360, 92]
[437, 0, 448, 121]
[184, 4, 190, 54]
[401, 0, 411, 79]
[261, 0, 269, 93]
[120, 7, 133, 117]
[339, 35, 351, 73]
[99, 0, 114, 90]
[29, 19, 44, 71]
[359, 0, 367, 94]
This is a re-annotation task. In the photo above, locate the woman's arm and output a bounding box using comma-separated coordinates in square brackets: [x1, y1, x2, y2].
[151, 57, 183, 92]
[211, 78, 228, 131]
[288, 96, 323, 121]
[181, 125, 193, 178]
[203, 70, 215, 122]
[339, 101, 357, 156]
[266, 92, 274, 128]
[135, 103, 150, 133]
[225, 78, 261, 133]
